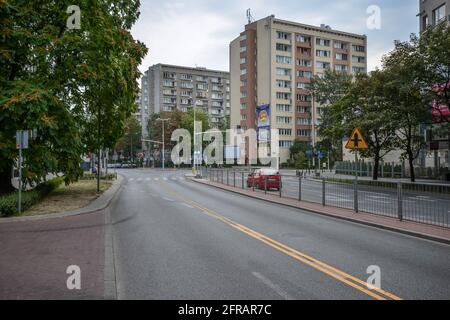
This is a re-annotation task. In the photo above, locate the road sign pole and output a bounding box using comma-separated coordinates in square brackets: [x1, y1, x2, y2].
[354, 150, 359, 213]
[18, 134, 22, 215]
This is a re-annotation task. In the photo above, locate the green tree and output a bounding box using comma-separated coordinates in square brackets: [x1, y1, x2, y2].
[115, 116, 142, 161]
[0, 0, 147, 194]
[309, 70, 354, 164]
[383, 36, 431, 182]
[289, 140, 310, 169]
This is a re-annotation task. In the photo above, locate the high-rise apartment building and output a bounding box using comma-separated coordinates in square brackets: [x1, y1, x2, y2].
[230, 15, 367, 163]
[139, 64, 231, 139]
[419, 0, 449, 32]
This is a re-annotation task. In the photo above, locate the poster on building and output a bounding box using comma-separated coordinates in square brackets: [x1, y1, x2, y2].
[258, 128, 271, 143]
[257, 104, 271, 128]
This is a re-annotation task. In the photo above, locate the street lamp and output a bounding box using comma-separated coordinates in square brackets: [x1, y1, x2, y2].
[157, 118, 170, 169]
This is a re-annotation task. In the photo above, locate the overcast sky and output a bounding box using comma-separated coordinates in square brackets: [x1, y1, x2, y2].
[131, 0, 420, 74]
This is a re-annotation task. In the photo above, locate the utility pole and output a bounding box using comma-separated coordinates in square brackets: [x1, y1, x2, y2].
[157, 118, 169, 169]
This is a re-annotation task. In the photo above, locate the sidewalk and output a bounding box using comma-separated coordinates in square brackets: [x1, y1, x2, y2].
[190, 178, 450, 245]
[0, 176, 123, 300]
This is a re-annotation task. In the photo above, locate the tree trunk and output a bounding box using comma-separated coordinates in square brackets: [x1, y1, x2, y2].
[408, 151, 416, 183]
[0, 168, 15, 195]
[373, 154, 380, 181]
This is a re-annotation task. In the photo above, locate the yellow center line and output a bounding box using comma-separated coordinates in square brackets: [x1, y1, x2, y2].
[159, 181, 402, 301]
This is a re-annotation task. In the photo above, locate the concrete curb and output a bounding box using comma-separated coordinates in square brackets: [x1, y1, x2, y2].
[0, 175, 124, 223]
[188, 178, 450, 246]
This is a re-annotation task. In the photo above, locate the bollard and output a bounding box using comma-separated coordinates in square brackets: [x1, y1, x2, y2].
[322, 178, 326, 206]
[397, 182, 403, 221]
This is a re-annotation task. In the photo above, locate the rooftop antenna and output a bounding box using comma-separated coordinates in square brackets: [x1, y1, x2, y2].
[246, 8, 254, 24]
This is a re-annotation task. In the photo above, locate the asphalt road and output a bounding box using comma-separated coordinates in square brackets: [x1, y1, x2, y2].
[111, 169, 450, 300]
[225, 173, 450, 227]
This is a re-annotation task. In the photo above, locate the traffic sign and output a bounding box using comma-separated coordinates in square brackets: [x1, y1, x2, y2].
[345, 128, 368, 150]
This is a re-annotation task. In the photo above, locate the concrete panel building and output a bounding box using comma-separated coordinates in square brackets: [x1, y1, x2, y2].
[139, 64, 231, 140]
[230, 15, 367, 163]
[419, 0, 449, 32]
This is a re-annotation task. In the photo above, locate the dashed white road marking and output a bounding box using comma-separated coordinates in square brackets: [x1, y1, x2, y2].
[163, 177, 168, 181]
[181, 203, 194, 209]
[252, 272, 293, 300]
[129, 178, 135, 181]
[154, 178, 159, 181]
[162, 197, 175, 202]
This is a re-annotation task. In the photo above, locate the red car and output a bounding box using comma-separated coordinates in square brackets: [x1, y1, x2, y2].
[247, 168, 281, 191]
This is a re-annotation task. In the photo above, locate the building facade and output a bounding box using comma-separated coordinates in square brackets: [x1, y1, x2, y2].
[419, 0, 449, 32]
[139, 64, 231, 140]
[230, 15, 367, 163]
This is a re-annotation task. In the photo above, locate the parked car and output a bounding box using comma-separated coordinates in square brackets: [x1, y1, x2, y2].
[247, 168, 281, 191]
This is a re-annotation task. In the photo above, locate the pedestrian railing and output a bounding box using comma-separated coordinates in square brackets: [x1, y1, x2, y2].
[204, 168, 450, 229]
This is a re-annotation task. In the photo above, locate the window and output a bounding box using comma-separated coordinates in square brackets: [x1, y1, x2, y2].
[241, 114, 247, 121]
[297, 106, 311, 113]
[163, 72, 175, 79]
[276, 55, 292, 64]
[352, 66, 366, 74]
[334, 41, 347, 50]
[279, 129, 292, 136]
[240, 57, 247, 64]
[297, 129, 311, 137]
[297, 59, 312, 67]
[276, 68, 292, 76]
[240, 68, 247, 75]
[297, 70, 312, 78]
[180, 74, 192, 80]
[240, 46, 247, 53]
[335, 64, 349, 72]
[316, 61, 330, 70]
[240, 34, 247, 41]
[240, 103, 247, 109]
[297, 94, 312, 102]
[276, 92, 291, 100]
[180, 81, 193, 89]
[241, 91, 247, 98]
[276, 43, 292, 52]
[352, 45, 365, 52]
[163, 80, 176, 87]
[352, 55, 365, 63]
[277, 31, 291, 40]
[276, 80, 291, 88]
[241, 80, 247, 86]
[276, 116, 292, 125]
[316, 50, 331, 57]
[196, 83, 208, 90]
[422, 15, 429, 30]
[296, 35, 311, 43]
[277, 104, 292, 112]
[316, 38, 330, 47]
[336, 53, 348, 61]
[279, 140, 293, 148]
[299, 48, 311, 56]
[433, 4, 446, 25]
[297, 82, 308, 89]
[297, 118, 311, 125]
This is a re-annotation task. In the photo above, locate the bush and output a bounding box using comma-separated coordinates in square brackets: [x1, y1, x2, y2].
[0, 177, 65, 217]
[81, 173, 117, 181]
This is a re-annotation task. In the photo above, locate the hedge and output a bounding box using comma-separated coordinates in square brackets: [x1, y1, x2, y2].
[0, 177, 65, 217]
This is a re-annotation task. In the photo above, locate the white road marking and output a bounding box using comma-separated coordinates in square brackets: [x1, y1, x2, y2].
[154, 178, 159, 181]
[163, 177, 168, 181]
[181, 203, 194, 209]
[252, 272, 293, 300]
[129, 178, 135, 181]
[162, 197, 175, 202]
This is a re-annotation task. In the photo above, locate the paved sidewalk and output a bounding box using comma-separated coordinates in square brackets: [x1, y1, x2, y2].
[0, 176, 123, 300]
[190, 178, 450, 244]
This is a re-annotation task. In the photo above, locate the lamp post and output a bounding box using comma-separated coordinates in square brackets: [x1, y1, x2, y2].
[157, 118, 169, 169]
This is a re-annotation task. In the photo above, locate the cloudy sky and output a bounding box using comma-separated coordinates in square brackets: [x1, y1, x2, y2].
[131, 0, 420, 74]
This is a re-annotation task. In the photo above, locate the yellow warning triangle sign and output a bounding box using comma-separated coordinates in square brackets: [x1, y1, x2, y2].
[345, 128, 368, 150]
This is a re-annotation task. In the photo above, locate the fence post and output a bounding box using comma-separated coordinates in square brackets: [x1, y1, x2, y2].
[298, 175, 302, 201]
[354, 178, 359, 213]
[322, 178, 326, 206]
[242, 172, 244, 189]
[233, 171, 236, 188]
[221, 170, 224, 183]
[252, 173, 255, 191]
[279, 175, 282, 198]
[265, 175, 267, 195]
[391, 162, 395, 178]
[227, 170, 229, 185]
[397, 182, 403, 222]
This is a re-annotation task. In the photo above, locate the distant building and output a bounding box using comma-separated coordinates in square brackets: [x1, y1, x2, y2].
[229, 15, 367, 163]
[139, 64, 231, 140]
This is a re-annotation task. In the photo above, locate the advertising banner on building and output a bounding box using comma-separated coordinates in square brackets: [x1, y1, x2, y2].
[257, 104, 271, 128]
